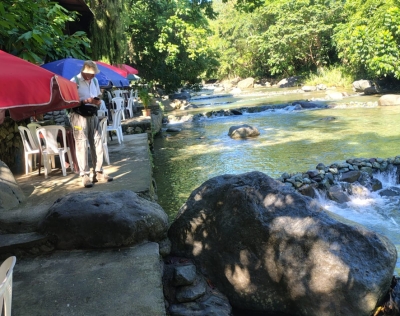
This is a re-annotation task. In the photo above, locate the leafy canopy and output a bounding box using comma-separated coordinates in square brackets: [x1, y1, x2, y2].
[0, 0, 90, 63]
[333, 0, 400, 79]
[125, 0, 218, 93]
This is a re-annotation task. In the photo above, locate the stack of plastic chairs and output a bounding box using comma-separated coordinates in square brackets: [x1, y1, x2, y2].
[36, 125, 74, 178]
[18, 126, 41, 174]
[112, 97, 126, 120]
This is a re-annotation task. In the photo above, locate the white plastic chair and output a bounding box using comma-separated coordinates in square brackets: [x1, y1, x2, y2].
[18, 126, 41, 174]
[99, 100, 108, 118]
[126, 97, 136, 118]
[107, 110, 123, 144]
[0, 256, 16, 316]
[100, 117, 110, 164]
[112, 90, 124, 98]
[27, 122, 42, 148]
[97, 110, 106, 117]
[112, 97, 126, 120]
[129, 89, 138, 99]
[36, 125, 74, 178]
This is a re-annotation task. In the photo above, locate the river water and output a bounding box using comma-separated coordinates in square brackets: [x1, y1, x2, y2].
[153, 87, 400, 274]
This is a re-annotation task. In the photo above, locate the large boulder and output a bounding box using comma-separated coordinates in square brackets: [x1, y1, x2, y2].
[277, 76, 301, 88]
[378, 94, 400, 106]
[228, 124, 260, 139]
[0, 160, 25, 210]
[38, 190, 169, 250]
[168, 171, 397, 316]
[237, 78, 255, 89]
[352, 80, 378, 94]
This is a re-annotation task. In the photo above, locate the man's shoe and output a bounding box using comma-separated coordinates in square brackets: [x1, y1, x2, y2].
[82, 174, 93, 188]
[94, 171, 113, 182]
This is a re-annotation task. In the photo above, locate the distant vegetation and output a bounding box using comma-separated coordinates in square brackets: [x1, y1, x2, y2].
[303, 67, 355, 88]
[1, 0, 399, 91]
[212, 0, 400, 85]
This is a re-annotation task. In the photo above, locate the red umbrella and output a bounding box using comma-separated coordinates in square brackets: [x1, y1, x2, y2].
[115, 64, 139, 75]
[95, 61, 128, 78]
[0, 50, 80, 122]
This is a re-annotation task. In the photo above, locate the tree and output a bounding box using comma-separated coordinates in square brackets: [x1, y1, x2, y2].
[333, 0, 400, 79]
[223, 0, 265, 13]
[0, 0, 90, 63]
[87, 0, 128, 63]
[125, 0, 218, 93]
[253, 0, 345, 76]
[208, 0, 266, 79]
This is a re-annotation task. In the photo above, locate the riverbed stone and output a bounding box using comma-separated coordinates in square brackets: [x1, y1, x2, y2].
[378, 94, 400, 106]
[379, 187, 400, 197]
[168, 293, 232, 316]
[237, 77, 254, 89]
[38, 190, 169, 250]
[326, 91, 343, 99]
[352, 80, 375, 93]
[327, 185, 351, 203]
[297, 183, 317, 198]
[293, 101, 324, 109]
[169, 171, 397, 316]
[228, 124, 260, 139]
[176, 277, 207, 302]
[370, 178, 383, 192]
[277, 76, 301, 88]
[174, 264, 197, 286]
[340, 170, 360, 183]
[301, 85, 316, 92]
[360, 166, 373, 175]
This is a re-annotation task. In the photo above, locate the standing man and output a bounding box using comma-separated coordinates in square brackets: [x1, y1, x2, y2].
[70, 60, 113, 188]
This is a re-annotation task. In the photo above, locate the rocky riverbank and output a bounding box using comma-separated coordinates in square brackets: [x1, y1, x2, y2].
[276, 156, 400, 201]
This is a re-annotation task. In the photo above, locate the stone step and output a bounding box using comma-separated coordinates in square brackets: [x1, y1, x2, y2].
[13, 242, 166, 316]
[0, 232, 53, 261]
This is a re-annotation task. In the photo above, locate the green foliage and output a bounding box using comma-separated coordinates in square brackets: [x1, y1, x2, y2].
[333, 0, 400, 79]
[88, 0, 128, 63]
[304, 66, 354, 88]
[254, 0, 345, 76]
[138, 84, 154, 109]
[125, 0, 218, 93]
[209, 0, 346, 79]
[223, 0, 265, 13]
[208, 0, 265, 79]
[0, 0, 90, 63]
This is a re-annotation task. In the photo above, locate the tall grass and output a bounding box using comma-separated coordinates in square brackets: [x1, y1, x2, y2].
[304, 66, 354, 88]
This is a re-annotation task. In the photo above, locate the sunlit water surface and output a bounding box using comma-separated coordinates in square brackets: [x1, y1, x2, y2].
[153, 90, 400, 274]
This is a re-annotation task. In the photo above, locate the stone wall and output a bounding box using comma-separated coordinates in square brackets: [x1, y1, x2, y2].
[0, 117, 23, 172]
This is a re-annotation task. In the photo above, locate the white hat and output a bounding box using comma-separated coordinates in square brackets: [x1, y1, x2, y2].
[81, 60, 99, 74]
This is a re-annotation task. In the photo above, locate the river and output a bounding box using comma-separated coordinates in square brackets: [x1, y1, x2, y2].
[153, 87, 400, 274]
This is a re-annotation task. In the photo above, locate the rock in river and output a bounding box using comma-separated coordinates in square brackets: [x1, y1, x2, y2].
[168, 171, 397, 316]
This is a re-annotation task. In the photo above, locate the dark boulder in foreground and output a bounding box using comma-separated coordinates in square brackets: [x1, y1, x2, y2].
[169, 171, 397, 316]
[0, 160, 25, 211]
[38, 190, 169, 250]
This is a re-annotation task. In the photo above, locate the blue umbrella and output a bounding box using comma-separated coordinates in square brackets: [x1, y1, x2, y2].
[41, 57, 130, 88]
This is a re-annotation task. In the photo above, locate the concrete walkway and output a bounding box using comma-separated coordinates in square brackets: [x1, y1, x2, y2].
[6, 133, 166, 316]
[4, 133, 154, 232]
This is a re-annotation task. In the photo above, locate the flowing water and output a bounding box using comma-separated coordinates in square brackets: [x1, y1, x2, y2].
[153, 87, 400, 274]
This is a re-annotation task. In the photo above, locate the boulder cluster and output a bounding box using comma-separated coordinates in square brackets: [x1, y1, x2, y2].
[276, 156, 400, 202]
